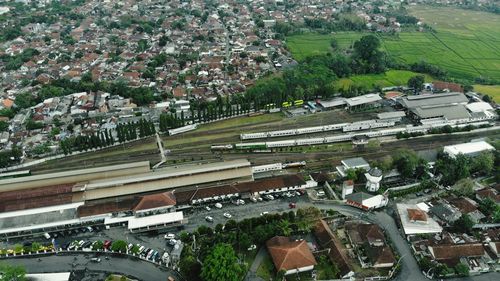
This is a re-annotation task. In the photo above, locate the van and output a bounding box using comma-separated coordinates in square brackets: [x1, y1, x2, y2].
[214, 203, 222, 209]
[317, 190, 325, 196]
[43, 233, 51, 239]
[164, 233, 175, 239]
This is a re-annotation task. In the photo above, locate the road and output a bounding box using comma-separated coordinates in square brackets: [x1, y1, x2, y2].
[1, 253, 181, 281]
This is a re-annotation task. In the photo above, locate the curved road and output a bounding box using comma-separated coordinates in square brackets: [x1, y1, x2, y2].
[2, 253, 181, 281]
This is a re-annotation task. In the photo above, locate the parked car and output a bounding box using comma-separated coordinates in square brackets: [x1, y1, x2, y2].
[260, 212, 269, 216]
[223, 213, 232, 219]
[90, 258, 101, 263]
[214, 203, 222, 209]
[168, 239, 177, 246]
[250, 197, 257, 203]
[104, 240, 112, 250]
[247, 244, 257, 251]
[205, 206, 211, 211]
[289, 202, 296, 209]
[205, 216, 214, 222]
[164, 233, 175, 239]
[43, 233, 51, 239]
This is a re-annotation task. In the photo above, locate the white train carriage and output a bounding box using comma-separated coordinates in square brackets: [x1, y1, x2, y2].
[324, 123, 349, 131]
[296, 126, 326, 134]
[240, 132, 268, 140]
[252, 163, 283, 173]
[211, 144, 234, 150]
[324, 134, 353, 143]
[296, 137, 325, 146]
[268, 129, 297, 138]
[266, 140, 297, 148]
[168, 124, 198, 136]
[370, 121, 395, 129]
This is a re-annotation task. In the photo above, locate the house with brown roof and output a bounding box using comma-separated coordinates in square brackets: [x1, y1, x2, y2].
[266, 236, 316, 275]
[314, 220, 355, 279]
[346, 222, 395, 268]
[476, 188, 500, 204]
[133, 191, 176, 217]
[428, 243, 491, 273]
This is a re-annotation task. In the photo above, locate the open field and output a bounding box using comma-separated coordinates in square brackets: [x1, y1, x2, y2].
[334, 70, 433, 91]
[473, 84, 500, 103]
[286, 7, 500, 82]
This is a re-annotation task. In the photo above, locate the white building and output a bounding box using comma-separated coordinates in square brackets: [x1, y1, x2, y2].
[336, 157, 370, 177]
[396, 204, 442, 236]
[365, 168, 383, 192]
[342, 180, 354, 200]
[443, 141, 495, 158]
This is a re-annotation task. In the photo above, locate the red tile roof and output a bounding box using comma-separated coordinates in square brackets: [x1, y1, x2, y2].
[430, 243, 484, 260]
[407, 208, 427, 222]
[266, 236, 316, 272]
[133, 191, 176, 211]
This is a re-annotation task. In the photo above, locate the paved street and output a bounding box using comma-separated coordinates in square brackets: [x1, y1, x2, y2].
[1, 253, 180, 281]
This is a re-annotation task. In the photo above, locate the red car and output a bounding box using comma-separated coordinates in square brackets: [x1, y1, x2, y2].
[289, 202, 296, 209]
[103, 240, 112, 249]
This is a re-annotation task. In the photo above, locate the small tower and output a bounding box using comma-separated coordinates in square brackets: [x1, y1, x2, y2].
[365, 167, 383, 192]
[342, 180, 354, 199]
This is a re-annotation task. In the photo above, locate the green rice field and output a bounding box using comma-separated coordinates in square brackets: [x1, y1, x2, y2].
[286, 6, 500, 82]
[334, 70, 433, 91]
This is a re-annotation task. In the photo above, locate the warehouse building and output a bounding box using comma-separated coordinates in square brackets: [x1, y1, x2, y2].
[399, 92, 469, 109]
[443, 141, 495, 158]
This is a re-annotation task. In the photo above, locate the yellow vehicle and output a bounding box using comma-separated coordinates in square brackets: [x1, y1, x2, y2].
[282, 102, 291, 108]
[293, 100, 304, 106]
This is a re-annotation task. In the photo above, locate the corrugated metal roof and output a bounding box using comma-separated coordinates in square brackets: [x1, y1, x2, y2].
[85, 159, 251, 190]
[127, 211, 184, 230]
[400, 92, 468, 108]
[411, 104, 470, 120]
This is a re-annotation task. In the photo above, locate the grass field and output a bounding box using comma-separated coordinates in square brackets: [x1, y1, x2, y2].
[334, 70, 433, 90]
[473, 84, 500, 103]
[286, 6, 500, 82]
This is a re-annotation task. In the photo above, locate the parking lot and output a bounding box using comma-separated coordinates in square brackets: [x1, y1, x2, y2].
[183, 191, 310, 232]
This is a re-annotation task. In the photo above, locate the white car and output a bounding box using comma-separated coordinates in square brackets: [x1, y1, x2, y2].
[260, 212, 269, 216]
[223, 213, 232, 219]
[215, 203, 223, 209]
[250, 197, 257, 203]
[205, 206, 211, 211]
[205, 216, 214, 222]
[247, 244, 257, 251]
[168, 239, 177, 246]
[164, 233, 175, 239]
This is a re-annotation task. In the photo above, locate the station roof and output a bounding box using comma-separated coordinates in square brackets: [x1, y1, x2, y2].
[345, 94, 381, 107]
[410, 104, 470, 120]
[0, 161, 150, 192]
[83, 159, 251, 190]
[341, 157, 370, 169]
[466, 101, 494, 112]
[377, 111, 406, 119]
[318, 98, 346, 108]
[127, 211, 184, 230]
[399, 92, 468, 109]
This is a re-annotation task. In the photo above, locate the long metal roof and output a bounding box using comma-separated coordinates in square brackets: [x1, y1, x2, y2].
[84, 159, 251, 190]
[400, 92, 468, 109]
[0, 161, 150, 187]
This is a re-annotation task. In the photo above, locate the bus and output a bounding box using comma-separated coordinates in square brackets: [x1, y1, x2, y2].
[282, 102, 291, 108]
[293, 100, 304, 106]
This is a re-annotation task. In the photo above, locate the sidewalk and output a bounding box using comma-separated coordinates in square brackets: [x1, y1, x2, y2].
[244, 247, 267, 281]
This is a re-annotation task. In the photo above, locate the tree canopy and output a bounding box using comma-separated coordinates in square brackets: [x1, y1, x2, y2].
[200, 243, 243, 281]
[0, 263, 26, 281]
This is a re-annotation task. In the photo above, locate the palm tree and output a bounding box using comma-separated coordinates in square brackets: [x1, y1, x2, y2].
[277, 219, 292, 236]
